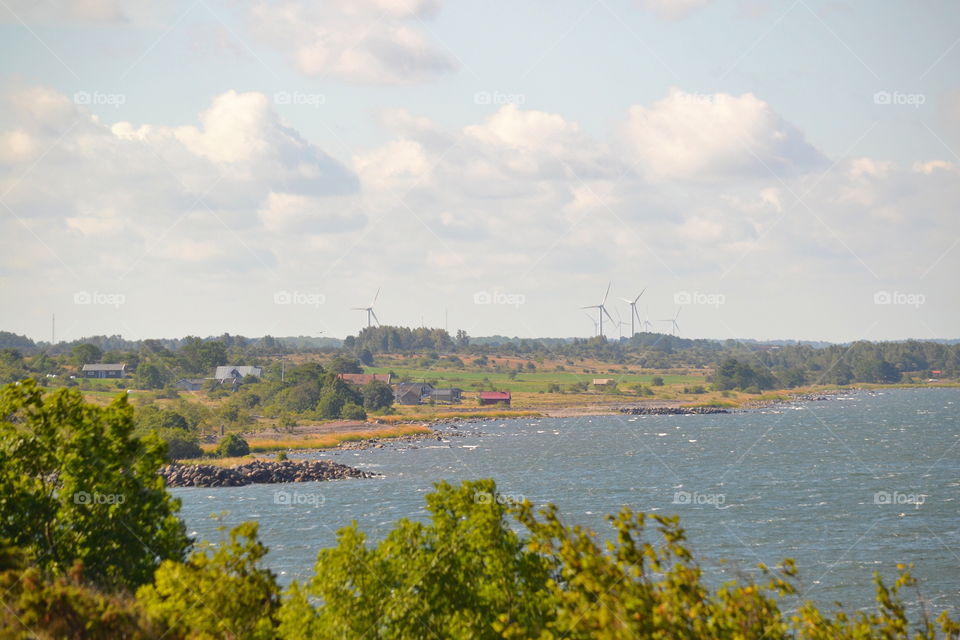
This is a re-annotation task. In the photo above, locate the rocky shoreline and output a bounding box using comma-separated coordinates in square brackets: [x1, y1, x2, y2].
[161, 459, 378, 488]
[618, 405, 730, 415]
[335, 428, 469, 450]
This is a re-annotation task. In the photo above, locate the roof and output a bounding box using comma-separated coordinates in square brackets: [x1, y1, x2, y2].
[395, 382, 433, 391]
[479, 391, 511, 400]
[592, 378, 614, 385]
[81, 363, 125, 371]
[214, 365, 263, 380]
[431, 387, 463, 393]
[337, 373, 392, 385]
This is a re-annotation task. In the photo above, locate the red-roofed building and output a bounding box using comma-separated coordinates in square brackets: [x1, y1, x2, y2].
[479, 391, 511, 406]
[337, 373, 393, 386]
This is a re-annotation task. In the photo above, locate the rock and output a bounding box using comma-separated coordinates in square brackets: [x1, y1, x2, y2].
[160, 459, 378, 488]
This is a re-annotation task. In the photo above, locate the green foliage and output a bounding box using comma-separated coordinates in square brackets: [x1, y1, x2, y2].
[276, 479, 959, 640]
[216, 434, 250, 457]
[341, 402, 367, 420]
[362, 380, 394, 411]
[713, 358, 777, 391]
[0, 380, 189, 589]
[651, 375, 665, 386]
[138, 522, 279, 640]
[71, 343, 103, 367]
[328, 355, 363, 374]
[278, 479, 552, 639]
[0, 554, 175, 639]
[135, 362, 166, 389]
[153, 429, 202, 460]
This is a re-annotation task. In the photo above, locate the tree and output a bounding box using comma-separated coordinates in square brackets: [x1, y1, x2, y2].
[216, 434, 250, 458]
[341, 403, 367, 421]
[138, 522, 279, 640]
[71, 343, 102, 367]
[358, 348, 374, 367]
[0, 380, 190, 589]
[327, 355, 362, 374]
[136, 363, 165, 389]
[362, 380, 394, 411]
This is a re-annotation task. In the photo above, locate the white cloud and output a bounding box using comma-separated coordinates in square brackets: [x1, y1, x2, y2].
[249, 0, 454, 84]
[621, 88, 825, 181]
[0, 0, 157, 24]
[638, 0, 713, 20]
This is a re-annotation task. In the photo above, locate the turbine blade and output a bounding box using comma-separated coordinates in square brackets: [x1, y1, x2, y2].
[634, 288, 645, 304]
[371, 309, 380, 326]
[372, 287, 380, 305]
[602, 282, 611, 305]
[603, 306, 614, 322]
[675, 307, 682, 320]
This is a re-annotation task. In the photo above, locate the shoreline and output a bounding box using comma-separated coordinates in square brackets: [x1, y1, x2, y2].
[181, 384, 950, 463]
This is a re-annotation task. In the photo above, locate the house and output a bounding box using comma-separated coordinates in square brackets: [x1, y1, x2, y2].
[479, 391, 511, 406]
[175, 378, 207, 391]
[81, 363, 126, 379]
[394, 382, 433, 405]
[337, 373, 393, 386]
[214, 366, 263, 383]
[430, 387, 463, 404]
[592, 378, 614, 387]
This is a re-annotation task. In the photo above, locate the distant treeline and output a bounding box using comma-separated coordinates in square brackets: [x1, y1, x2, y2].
[0, 327, 957, 389]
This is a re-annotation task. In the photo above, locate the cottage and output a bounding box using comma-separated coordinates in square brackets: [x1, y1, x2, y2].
[81, 363, 126, 379]
[430, 387, 463, 404]
[394, 382, 434, 405]
[337, 373, 393, 386]
[592, 378, 614, 387]
[214, 366, 263, 383]
[175, 378, 207, 391]
[479, 391, 511, 406]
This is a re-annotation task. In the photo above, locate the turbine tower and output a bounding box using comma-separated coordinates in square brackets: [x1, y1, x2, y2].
[614, 308, 629, 340]
[660, 307, 681, 336]
[352, 288, 381, 328]
[581, 283, 614, 337]
[642, 307, 653, 332]
[620, 288, 645, 337]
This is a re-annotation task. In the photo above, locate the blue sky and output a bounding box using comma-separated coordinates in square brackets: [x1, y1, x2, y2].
[1, 0, 958, 343]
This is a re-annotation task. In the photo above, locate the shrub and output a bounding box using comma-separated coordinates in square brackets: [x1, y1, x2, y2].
[341, 403, 367, 421]
[216, 434, 250, 458]
[652, 376, 665, 386]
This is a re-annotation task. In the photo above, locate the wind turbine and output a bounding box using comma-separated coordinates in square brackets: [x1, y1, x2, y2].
[581, 283, 614, 337]
[581, 309, 599, 336]
[614, 308, 630, 340]
[642, 307, 653, 332]
[352, 288, 381, 328]
[620, 288, 645, 338]
[659, 307, 681, 336]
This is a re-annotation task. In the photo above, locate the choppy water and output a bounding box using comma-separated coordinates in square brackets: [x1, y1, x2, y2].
[174, 388, 959, 613]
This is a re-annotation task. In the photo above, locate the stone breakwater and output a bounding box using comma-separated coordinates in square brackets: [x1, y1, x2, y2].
[618, 406, 730, 415]
[160, 459, 377, 488]
[336, 429, 468, 450]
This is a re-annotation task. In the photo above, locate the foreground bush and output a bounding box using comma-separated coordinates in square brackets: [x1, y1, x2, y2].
[0, 380, 190, 590]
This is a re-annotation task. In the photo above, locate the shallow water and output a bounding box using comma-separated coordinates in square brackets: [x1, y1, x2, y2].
[174, 387, 960, 612]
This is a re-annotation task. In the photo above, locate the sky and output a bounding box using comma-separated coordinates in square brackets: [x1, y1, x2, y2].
[0, 0, 958, 344]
